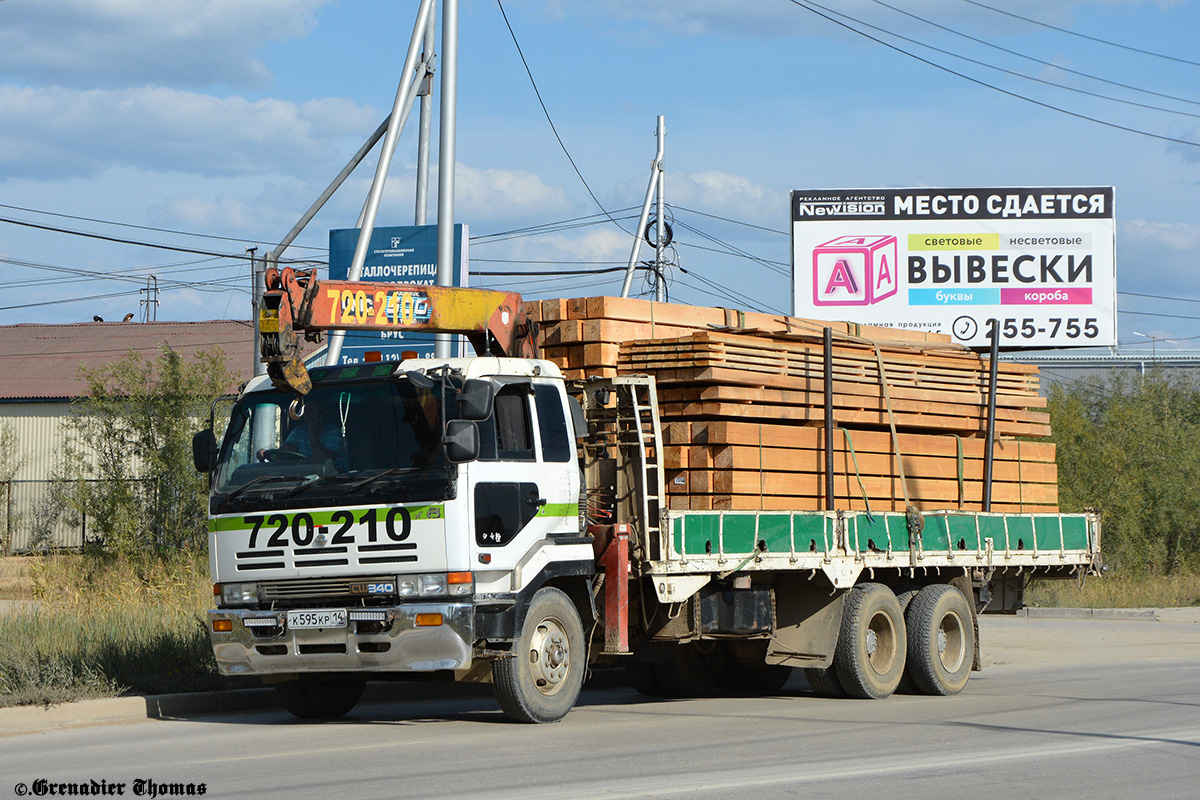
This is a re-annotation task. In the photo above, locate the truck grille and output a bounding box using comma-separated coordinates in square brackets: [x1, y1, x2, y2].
[257, 575, 396, 604]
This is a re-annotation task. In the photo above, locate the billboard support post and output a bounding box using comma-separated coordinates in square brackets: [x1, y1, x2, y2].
[983, 322, 1000, 512]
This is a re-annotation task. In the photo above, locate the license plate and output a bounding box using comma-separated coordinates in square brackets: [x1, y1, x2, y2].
[286, 609, 347, 629]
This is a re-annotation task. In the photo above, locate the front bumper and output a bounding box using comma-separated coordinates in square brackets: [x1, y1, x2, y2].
[208, 602, 474, 676]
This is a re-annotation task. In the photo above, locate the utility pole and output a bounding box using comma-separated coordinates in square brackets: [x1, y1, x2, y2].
[248, 247, 264, 377]
[622, 116, 667, 301]
[139, 275, 159, 322]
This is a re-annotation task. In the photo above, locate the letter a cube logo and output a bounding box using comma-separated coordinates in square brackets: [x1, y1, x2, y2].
[811, 235, 899, 306]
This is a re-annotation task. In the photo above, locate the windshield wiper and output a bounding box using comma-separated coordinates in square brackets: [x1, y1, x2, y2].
[221, 474, 310, 502]
[281, 474, 351, 498]
[345, 467, 414, 494]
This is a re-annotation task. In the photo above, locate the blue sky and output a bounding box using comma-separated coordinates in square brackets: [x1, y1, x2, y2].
[2, 0, 1199, 350]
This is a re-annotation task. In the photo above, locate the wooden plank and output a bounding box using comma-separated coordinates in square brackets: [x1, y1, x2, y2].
[657, 400, 1051, 438]
[540, 298, 570, 321]
[707, 444, 1057, 483]
[657, 385, 1049, 425]
[701, 494, 1058, 513]
[665, 470, 1057, 506]
[693, 421, 1055, 462]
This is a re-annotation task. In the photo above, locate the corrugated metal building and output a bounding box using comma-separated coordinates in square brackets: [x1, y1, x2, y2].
[0, 320, 256, 552]
[1005, 349, 1200, 395]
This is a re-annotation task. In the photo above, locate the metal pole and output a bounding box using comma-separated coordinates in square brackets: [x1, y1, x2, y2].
[269, 118, 389, 264]
[326, 0, 437, 367]
[622, 116, 665, 299]
[434, 0, 459, 359]
[654, 116, 666, 302]
[249, 248, 266, 377]
[982, 324, 1000, 512]
[823, 327, 835, 511]
[415, 12, 436, 226]
[355, 69, 429, 228]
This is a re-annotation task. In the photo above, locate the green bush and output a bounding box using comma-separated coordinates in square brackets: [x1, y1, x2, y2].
[1050, 370, 1200, 576]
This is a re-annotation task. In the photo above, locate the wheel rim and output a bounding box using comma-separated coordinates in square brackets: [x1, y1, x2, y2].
[936, 609, 967, 673]
[865, 610, 898, 675]
[528, 616, 571, 696]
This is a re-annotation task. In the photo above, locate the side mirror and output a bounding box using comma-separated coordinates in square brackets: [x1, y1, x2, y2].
[192, 429, 218, 473]
[443, 419, 480, 464]
[458, 379, 495, 421]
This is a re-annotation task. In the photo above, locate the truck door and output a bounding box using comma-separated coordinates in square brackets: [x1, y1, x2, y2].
[467, 380, 579, 578]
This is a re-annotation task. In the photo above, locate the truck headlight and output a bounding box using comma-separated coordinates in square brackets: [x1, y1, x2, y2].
[220, 582, 258, 607]
[419, 574, 446, 596]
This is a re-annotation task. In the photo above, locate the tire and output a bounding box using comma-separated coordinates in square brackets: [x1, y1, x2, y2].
[740, 664, 793, 694]
[895, 589, 919, 695]
[804, 664, 845, 697]
[624, 659, 667, 696]
[906, 584, 975, 696]
[834, 583, 906, 699]
[276, 673, 366, 720]
[493, 587, 586, 723]
[653, 644, 717, 698]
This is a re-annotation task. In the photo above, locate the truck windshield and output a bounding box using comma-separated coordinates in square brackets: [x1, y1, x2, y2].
[211, 377, 452, 513]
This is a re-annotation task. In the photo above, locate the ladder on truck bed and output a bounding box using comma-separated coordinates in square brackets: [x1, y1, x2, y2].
[576, 376, 668, 562]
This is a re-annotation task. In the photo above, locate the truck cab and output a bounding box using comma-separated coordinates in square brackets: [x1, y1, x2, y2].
[197, 357, 595, 722]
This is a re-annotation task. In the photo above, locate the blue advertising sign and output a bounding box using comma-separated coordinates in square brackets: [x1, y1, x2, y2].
[327, 224, 468, 363]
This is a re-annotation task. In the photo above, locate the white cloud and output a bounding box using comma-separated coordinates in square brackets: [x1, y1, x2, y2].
[0, 86, 377, 181]
[0, 0, 330, 89]
[453, 164, 572, 222]
[1119, 218, 1200, 295]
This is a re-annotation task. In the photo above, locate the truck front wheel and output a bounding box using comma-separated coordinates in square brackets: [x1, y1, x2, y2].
[493, 587, 586, 723]
[276, 673, 365, 719]
[905, 584, 974, 696]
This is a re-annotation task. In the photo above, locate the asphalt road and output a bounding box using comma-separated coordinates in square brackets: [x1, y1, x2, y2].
[3, 615, 1199, 800]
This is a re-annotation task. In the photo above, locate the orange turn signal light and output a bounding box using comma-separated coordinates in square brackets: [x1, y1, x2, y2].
[364, 350, 383, 362]
[447, 572, 472, 585]
[212, 619, 233, 633]
[414, 613, 443, 627]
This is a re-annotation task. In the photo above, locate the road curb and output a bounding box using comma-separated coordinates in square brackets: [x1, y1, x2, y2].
[1019, 607, 1194, 621]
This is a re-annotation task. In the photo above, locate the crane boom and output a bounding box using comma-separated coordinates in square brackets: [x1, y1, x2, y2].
[258, 266, 536, 394]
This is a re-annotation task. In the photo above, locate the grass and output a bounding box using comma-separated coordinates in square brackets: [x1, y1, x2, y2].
[0, 552, 251, 708]
[1027, 572, 1200, 609]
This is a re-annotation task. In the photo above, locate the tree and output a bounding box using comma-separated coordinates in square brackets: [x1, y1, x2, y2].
[60, 345, 237, 556]
[1049, 370, 1200, 575]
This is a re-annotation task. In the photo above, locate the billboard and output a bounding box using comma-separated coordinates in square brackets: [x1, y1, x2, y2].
[328, 224, 468, 363]
[791, 187, 1116, 348]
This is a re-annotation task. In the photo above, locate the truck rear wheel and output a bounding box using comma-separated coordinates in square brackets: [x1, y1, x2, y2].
[276, 673, 365, 720]
[493, 587, 586, 723]
[905, 584, 974, 696]
[803, 665, 845, 697]
[654, 644, 717, 698]
[624, 660, 667, 696]
[834, 583, 906, 699]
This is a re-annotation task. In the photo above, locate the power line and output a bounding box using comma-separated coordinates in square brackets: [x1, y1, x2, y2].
[495, 0, 632, 238]
[958, 0, 1200, 69]
[788, 0, 1200, 150]
[670, 205, 789, 236]
[855, 0, 1200, 119]
[866, 0, 1200, 110]
[0, 202, 325, 252]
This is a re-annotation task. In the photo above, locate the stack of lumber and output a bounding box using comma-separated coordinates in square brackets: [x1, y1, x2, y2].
[526, 296, 1056, 514]
[525, 295, 948, 382]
